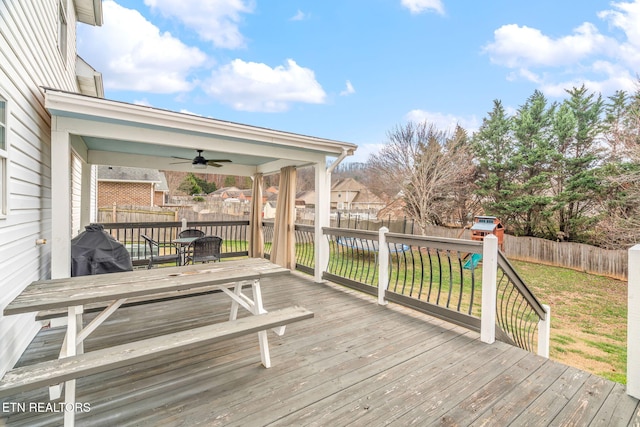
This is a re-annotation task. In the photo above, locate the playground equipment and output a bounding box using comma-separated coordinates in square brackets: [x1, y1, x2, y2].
[463, 253, 483, 270]
[470, 216, 504, 249]
[461, 216, 505, 269]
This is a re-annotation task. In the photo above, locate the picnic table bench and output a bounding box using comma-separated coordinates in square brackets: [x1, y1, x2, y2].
[0, 258, 313, 426]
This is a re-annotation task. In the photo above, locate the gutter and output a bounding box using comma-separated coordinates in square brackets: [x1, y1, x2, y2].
[327, 148, 353, 174]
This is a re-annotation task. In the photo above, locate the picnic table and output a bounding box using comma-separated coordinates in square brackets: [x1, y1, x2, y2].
[1, 258, 313, 426]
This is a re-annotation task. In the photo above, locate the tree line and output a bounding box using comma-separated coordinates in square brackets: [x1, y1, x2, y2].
[365, 83, 640, 249]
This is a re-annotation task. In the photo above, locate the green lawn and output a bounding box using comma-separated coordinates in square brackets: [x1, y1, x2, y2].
[512, 260, 628, 384]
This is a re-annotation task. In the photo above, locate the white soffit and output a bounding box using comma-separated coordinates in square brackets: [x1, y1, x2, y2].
[74, 0, 103, 26]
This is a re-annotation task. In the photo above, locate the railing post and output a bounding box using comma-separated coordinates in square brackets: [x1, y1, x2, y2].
[628, 245, 640, 399]
[181, 218, 188, 232]
[481, 234, 498, 344]
[537, 304, 551, 358]
[378, 227, 389, 305]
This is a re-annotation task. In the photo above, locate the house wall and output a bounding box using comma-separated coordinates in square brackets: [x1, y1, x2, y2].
[0, 0, 83, 376]
[71, 150, 82, 235]
[154, 190, 165, 206]
[98, 181, 154, 207]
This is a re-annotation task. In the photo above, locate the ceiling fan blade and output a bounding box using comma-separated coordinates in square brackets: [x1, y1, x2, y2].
[169, 160, 190, 165]
[206, 161, 224, 168]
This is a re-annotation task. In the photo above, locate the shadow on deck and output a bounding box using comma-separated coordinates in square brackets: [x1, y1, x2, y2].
[1, 272, 639, 426]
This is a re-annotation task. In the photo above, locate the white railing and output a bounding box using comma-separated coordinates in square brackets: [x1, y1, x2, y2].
[628, 245, 640, 399]
[371, 229, 550, 357]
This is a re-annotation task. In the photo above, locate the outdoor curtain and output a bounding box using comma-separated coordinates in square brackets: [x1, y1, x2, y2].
[271, 166, 297, 269]
[248, 173, 264, 258]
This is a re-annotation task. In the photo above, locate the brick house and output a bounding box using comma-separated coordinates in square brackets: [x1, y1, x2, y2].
[97, 166, 169, 208]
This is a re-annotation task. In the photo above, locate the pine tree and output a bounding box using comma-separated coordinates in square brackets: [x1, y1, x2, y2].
[551, 85, 606, 242]
[509, 90, 556, 237]
[472, 100, 518, 226]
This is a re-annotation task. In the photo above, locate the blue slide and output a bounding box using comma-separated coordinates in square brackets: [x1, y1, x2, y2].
[463, 253, 482, 270]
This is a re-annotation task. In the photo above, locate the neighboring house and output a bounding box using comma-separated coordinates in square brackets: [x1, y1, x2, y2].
[210, 186, 252, 202]
[210, 186, 240, 199]
[296, 190, 316, 208]
[0, 0, 103, 376]
[331, 178, 385, 210]
[97, 165, 169, 208]
[263, 200, 277, 219]
[265, 186, 279, 196]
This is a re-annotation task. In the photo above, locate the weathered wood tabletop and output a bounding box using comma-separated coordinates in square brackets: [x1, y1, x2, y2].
[4, 258, 289, 316]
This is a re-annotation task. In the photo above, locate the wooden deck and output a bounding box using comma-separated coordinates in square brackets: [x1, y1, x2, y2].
[1, 272, 639, 426]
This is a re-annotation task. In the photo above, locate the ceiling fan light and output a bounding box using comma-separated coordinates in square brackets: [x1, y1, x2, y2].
[192, 163, 207, 169]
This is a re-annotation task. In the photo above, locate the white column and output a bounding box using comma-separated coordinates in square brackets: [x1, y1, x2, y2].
[378, 227, 389, 305]
[481, 234, 498, 344]
[314, 161, 330, 283]
[627, 245, 640, 399]
[537, 304, 551, 358]
[51, 127, 72, 279]
[80, 159, 92, 229]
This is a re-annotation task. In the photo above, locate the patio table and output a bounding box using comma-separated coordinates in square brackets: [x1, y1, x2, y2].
[172, 236, 200, 265]
[3, 258, 291, 407]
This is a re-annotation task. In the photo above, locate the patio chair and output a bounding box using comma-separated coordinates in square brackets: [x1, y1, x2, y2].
[178, 229, 205, 238]
[186, 236, 223, 265]
[177, 229, 205, 262]
[141, 234, 180, 269]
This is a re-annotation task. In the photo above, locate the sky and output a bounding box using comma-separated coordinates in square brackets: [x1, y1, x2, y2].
[77, 0, 640, 163]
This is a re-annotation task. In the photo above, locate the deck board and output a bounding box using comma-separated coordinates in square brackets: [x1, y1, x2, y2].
[1, 271, 638, 426]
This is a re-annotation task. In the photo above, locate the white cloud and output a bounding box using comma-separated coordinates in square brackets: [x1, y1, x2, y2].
[340, 80, 355, 96]
[133, 98, 153, 106]
[401, 0, 444, 15]
[179, 108, 203, 116]
[483, 0, 640, 99]
[484, 23, 612, 68]
[77, 1, 207, 93]
[203, 59, 327, 112]
[507, 68, 543, 84]
[290, 10, 309, 21]
[599, 1, 640, 46]
[143, 0, 254, 49]
[405, 110, 480, 133]
[540, 64, 638, 97]
[598, 0, 640, 69]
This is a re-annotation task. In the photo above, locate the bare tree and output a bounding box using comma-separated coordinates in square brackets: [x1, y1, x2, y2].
[368, 122, 476, 234]
[591, 82, 640, 248]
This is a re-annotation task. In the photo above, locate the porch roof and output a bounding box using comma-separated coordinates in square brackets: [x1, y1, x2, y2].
[44, 88, 357, 176]
[45, 88, 347, 279]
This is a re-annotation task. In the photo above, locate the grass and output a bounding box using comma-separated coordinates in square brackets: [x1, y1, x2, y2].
[511, 260, 628, 384]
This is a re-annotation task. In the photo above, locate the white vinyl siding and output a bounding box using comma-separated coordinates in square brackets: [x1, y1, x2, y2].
[58, 0, 68, 61]
[0, 0, 82, 376]
[71, 150, 82, 236]
[0, 95, 7, 218]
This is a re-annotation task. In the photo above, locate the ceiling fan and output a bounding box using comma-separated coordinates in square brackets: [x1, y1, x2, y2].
[171, 150, 232, 169]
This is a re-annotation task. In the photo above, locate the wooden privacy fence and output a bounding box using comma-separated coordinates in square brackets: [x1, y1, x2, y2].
[421, 225, 628, 281]
[502, 235, 628, 281]
[98, 205, 177, 223]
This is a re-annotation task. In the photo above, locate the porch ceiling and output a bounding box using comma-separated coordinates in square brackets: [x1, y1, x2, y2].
[44, 88, 357, 176]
